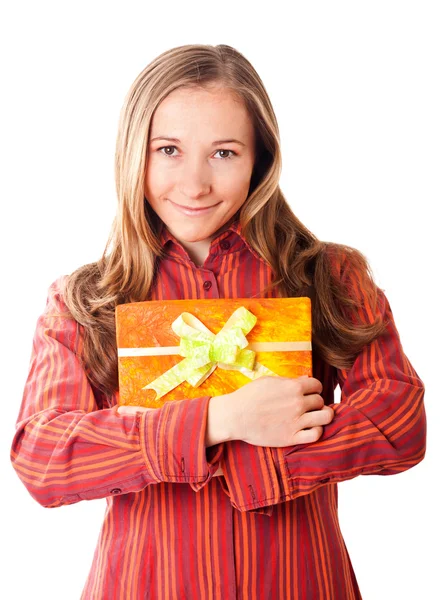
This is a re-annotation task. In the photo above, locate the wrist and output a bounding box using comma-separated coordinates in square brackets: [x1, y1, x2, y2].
[205, 394, 236, 447]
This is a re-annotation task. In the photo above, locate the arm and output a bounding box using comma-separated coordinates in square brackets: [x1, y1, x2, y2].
[219, 289, 426, 514]
[10, 278, 224, 508]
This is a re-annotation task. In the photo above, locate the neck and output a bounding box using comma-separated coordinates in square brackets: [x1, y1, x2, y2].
[180, 238, 211, 267]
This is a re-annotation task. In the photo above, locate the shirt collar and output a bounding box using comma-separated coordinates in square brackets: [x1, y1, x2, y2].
[159, 219, 268, 266]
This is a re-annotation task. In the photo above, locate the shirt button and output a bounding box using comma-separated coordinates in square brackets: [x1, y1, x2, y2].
[203, 280, 212, 291]
[220, 240, 231, 250]
[110, 488, 122, 495]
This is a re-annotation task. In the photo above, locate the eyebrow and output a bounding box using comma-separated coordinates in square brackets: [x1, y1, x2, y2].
[149, 136, 246, 147]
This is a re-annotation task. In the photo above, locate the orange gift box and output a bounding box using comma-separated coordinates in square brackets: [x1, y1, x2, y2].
[116, 297, 312, 408]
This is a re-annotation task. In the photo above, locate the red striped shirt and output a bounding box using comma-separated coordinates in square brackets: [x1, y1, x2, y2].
[10, 221, 426, 599]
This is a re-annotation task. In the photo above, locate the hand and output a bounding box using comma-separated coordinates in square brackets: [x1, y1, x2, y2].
[228, 375, 334, 447]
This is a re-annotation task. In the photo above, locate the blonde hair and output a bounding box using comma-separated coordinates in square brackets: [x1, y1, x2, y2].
[64, 44, 386, 399]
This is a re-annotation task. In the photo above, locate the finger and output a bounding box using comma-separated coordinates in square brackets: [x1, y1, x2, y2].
[292, 426, 323, 445]
[300, 393, 325, 412]
[298, 405, 334, 429]
[296, 376, 323, 395]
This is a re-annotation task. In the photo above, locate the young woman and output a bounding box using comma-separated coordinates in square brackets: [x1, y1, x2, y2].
[11, 44, 426, 599]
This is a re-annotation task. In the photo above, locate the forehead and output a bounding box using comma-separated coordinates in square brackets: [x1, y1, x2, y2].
[150, 86, 254, 139]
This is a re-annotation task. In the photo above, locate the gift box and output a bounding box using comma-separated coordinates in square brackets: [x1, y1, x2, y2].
[116, 297, 312, 408]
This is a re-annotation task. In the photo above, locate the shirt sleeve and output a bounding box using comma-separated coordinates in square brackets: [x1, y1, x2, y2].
[219, 288, 426, 515]
[10, 278, 223, 508]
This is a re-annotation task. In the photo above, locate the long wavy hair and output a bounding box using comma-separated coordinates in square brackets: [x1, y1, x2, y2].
[63, 43, 387, 400]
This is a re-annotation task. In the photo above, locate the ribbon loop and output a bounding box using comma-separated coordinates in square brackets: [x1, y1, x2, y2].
[142, 307, 277, 399]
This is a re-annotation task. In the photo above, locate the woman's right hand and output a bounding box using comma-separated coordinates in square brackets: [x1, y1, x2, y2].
[224, 375, 334, 447]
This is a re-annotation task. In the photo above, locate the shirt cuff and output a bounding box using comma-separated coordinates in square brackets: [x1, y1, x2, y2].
[139, 395, 223, 488]
[220, 440, 287, 515]
[189, 442, 225, 492]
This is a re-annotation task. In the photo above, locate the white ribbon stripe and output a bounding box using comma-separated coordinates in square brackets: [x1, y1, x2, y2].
[118, 341, 312, 358]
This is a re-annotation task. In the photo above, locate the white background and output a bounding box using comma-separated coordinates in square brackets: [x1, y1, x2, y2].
[1, 1, 443, 598]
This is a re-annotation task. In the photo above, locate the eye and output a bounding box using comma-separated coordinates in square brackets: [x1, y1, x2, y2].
[156, 146, 237, 159]
[158, 146, 178, 156]
[215, 149, 236, 159]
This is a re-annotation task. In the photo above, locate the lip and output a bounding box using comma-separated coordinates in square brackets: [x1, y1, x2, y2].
[168, 200, 220, 216]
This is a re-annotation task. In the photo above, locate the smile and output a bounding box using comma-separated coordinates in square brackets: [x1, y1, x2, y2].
[168, 200, 220, 217]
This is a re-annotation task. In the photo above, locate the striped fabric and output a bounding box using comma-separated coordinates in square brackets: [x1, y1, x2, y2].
[11, 221, 426, 599]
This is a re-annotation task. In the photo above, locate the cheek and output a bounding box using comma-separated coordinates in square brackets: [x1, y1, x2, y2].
[221, 172, 252, 200]
[145, 164, 170, 198]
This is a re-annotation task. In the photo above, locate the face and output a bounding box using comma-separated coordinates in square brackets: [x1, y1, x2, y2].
[144, 85, 256, 263]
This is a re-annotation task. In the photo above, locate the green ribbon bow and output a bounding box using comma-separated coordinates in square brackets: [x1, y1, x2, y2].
[143, 306, 276, 399]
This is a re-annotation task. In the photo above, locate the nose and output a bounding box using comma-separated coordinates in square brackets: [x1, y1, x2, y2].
[178, 157, 211, 200]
